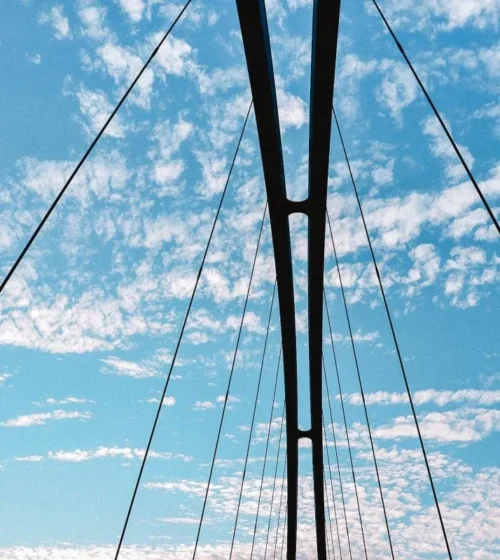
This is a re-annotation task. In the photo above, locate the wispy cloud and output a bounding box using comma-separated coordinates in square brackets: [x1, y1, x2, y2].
[43, 397, 94, 405]
[100, 357, 157, 379]
[374, 408, 500, 443]
[47, 446, 191, 463]
[192, 401, 215, 411]
[343, 388, 500, 407]
[116, 0, 145, 23]
[1, 410, 92, 428]
[14, 455, 44, 462]
[39, 6, 71, 40]
[146, 396, 176, 407]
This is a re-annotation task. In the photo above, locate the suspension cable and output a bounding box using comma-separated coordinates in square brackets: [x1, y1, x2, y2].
[280, 501, 288, 560]
[324, 496, 334, 560]
[323, 292, 369, 560]
[323, 413, 344, 560]
[0, 0, 195, 295]
[273, 456, 287, 559]
[325, 211, 395, 559]
[322, 356, 353, 560]
[229, 280, 277, 559]
[250, 349, 282, 559]
[323, 469, 337, 560]
[370, 0, 499, 235]
[192, 202, 267, 558]
[332, 106, 453, 559]
[113, 100, 253, 559]
[263, 409, 286, 558]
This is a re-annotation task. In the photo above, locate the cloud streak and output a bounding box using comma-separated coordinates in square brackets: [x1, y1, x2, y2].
[1, 410, 92, 428]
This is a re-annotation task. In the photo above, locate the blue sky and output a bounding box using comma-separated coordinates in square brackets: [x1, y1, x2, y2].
[0, 0, 499, 558]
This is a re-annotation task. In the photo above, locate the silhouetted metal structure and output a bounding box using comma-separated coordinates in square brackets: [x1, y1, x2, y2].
[237, 0, 341, 556]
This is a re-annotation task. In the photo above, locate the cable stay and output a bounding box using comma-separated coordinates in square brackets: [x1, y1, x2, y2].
[322, 357, 354, 560]
[323, 292, 369, 560]
[273, 456, 287, 559]
[323, 469, 337, 560]
[324, 503, 334, 560]
[370, 0, 499, 236]
[322, 415, 344, 560]
[332, 107, 454, 559]
[250, 349, 282, 559]
[113, 100, 253, 560]
[325, 210, 395, 560]
[280, 502, 288, 560]
[192, 202, 268, 558]
[263, 410, 286, 558]
[0, 0, 195, 296]
[229, 280, 277, 559]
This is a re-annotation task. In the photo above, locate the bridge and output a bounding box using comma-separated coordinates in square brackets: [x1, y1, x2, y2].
[1, 0, 498, 559]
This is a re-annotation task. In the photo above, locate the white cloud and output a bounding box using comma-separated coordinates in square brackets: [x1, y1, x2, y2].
[374, 407, 500, 442]
[340, 53, 378, 83]
[216, 395, 240, 404]
[47, 446, 191, 462]
[153, 161, 184, 193]
[39, 6, 71, 40]
[397, 243, 441, 296]
[422, 115, 475, 183]
[19, 150, 129, 205]
[97, 42, 154, 108]
[116, 0, 145, 22]
[324, 328, 380, 345]
[445, 208, 491, 239]
[0, 208, 30, 253]
[0, 374, 11, 385]
[100, 357, 157, 379]
[44, 397, 93, 405]
[1, 410, 92, 428]
[141, 215, 190, 249]
[73, 84, 126, 138]
[226, 311, 265, 334]
[336, 53, 422, 123]
[153, 34, 194, 77]
[287, 0, 312, 10]
[158, 516, 201, 524]
[186, 331, 211, 345]
[196, 155, 229, 198]
[443, 246, 498, 308]
[193, 401, 215, 410]
[344, 388, 500, 407]
[202, 268, 232, 302]
[144, 479, 208, 497]
[337, 53, 377, 117]
[147, 396, 176, 407]
[0, 282, 172, 354]
[26, 53, 42, 65]
[1, 461, 499, 558]
[188, 309, 224, 334]
[14, 455, 44, 462]
[474, 101, 500, 138]
[375, 60, 418, 124]
[197, 66, 247, 96]
[350, 163, 500, 252]
[372, 159, 395, 186]
[149, 117, 193, 195]
[376, 0, 500, 32]
[78, 4, 112, 41]
[277, 88, 308, 130]
[352, 330, 380, 343]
